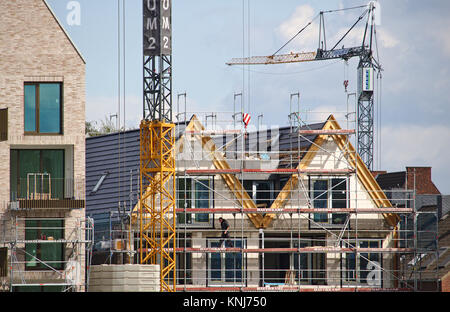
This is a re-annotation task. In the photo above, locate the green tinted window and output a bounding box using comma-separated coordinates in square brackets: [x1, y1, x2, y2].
[39, 84, 61, 133]
[10, 149, 65, 200]
[24, 83, 62, 134]
[24, 85, 36, 132]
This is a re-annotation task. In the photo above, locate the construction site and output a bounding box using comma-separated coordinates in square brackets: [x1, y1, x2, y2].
[0, 0, 448, 294]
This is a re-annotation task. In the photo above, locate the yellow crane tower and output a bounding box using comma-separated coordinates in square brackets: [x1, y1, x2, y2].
[139, 0, 176, 292]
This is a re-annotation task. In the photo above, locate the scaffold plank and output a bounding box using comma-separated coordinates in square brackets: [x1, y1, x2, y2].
[298, 129, 356, 135]
[185, 130, 242, 135]
[181, 168, 354, 175]
[138, 247, 415, 253]
[174, 207, 413, 213]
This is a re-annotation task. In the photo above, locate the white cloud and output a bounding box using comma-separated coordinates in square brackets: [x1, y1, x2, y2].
[376, 28, 399, 48]
[276, 4, 319, 52]
[380, 124, 450, 192]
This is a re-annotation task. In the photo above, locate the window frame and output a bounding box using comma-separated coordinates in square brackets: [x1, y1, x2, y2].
[0, 108, 7, 141]
[243, 179, 274, 208]
[176, 176, 214, 227]
[206, 237, 246, 286]
[10, 149, 66, 201]
[25, 218, 65, 271]
[24, 82, 63, 135]
[341, 239, 383, 287]
[309, 176, 349, 228]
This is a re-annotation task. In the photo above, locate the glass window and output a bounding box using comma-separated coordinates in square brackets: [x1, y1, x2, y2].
[177, 178, 192, 224]
[208, 239, 245, 285]
[313, 180, 328, 222]
[176, 177, 212, 225]
[331, 178, 347, 224]
[10, 149, 65, 200]
[311, 177, 348, 225]
[24, 85, 37, 132]
[24, 83, 62, 134]
[344, 240, 382, 286]
[0, 108, 8, 141]
[195, 179, 210, 222]
[25, 219, 64, 271]
[39, 84, 61, 133]
[244, 180, 273, 208]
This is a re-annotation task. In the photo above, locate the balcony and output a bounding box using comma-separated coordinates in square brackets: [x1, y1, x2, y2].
[9, 174, 85, 211]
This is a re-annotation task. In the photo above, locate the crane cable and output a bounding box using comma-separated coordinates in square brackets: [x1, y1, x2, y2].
[273, 4, 370, 57]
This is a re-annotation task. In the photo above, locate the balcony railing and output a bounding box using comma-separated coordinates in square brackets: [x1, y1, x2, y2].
[9, 175, 85, 211]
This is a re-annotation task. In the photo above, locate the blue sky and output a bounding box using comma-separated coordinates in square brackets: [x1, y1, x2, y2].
[46, 0, 450, 193]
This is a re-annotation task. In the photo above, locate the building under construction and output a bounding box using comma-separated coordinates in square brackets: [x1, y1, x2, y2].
[86, 109, 442, 291]
[1, 0, 446, 293]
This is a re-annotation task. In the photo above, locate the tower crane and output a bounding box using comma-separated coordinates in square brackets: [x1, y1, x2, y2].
[227, 2, 381, 170]
[139, 0, 176, 292]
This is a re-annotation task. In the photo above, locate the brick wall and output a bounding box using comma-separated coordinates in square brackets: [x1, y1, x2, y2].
[0, 0, 86, 290]
[0, 0, 85, 206]
[442, 271, 450, 292]
[406, 167, 440, 195]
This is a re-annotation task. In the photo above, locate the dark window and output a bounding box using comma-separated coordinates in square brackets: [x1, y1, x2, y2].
[176, 177, 213, 225]
[208, 239, 245, 284]
[10, 149, 65, 200]
[0, 108, 7, 141]
[344, 240, 382, 286]
[24, 83, 62, 134]
[313, 180, 328, 222]
[0, 247, 7, 277]
[311, 178, 348, 225]
[25, 219, 64, 271]
[244, 180, 274, 208]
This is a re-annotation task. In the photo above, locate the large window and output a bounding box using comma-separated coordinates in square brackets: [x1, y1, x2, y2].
[293, 239, 326, 285]
[343, 240, 382, 287]
[25, 219, 64, 271]
[310, 177, 348, 226]
[207, 238, 245, 286]
[10, 149, 65, 200]
[24, 83, 62, 134]
[243, 180, 274, 208]
[176, 177, 213, 226]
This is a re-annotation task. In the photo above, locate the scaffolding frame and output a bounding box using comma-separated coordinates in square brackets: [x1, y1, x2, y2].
[93, 105, 439, 292]
[166, 104, 439, 292]
[6, 216, 94, 292]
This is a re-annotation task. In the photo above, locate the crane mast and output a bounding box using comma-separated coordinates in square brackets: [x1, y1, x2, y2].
[227, 3, 380, 170]
[140, 0, 176, 292]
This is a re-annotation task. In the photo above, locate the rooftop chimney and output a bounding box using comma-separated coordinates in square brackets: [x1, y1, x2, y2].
[406, 167, 440, 195]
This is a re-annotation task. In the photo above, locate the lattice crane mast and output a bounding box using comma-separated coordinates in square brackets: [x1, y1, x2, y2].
[227, 2, 381, 170]
[139, 0, 176, 292]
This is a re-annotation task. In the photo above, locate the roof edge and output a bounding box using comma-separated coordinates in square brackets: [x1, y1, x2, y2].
[43, 0, 86, 64]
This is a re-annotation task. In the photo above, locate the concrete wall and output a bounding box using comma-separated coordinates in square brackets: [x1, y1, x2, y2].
[89, 264, 160, 292]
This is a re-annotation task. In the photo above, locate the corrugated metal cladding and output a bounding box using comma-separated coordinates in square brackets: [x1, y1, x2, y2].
[85, 119, 322, 224]
[86, 123, 187, 225]
[86, 129, 140, 224]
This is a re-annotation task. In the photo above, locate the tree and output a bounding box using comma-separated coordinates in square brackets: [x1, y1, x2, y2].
[85, 115, 119, 137]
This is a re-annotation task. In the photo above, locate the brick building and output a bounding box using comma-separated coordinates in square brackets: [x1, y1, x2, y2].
[0, 0, 89, 291]
[375, 167, 449, 291]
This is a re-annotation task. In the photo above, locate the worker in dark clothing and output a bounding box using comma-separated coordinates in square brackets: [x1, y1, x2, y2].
[218, 217, 233, 248]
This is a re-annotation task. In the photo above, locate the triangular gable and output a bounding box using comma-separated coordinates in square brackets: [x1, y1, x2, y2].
[261, 114, 400, 228]
[43, 0, 86, 63]
[131, 115, 263, 228]
[183, 115, 263, 228]
[132, 114, 400, 230]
